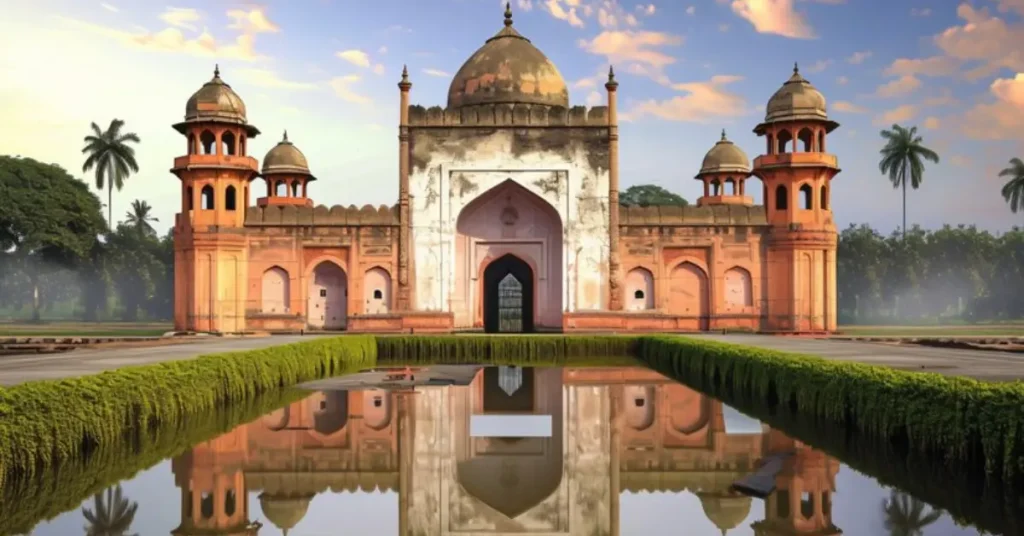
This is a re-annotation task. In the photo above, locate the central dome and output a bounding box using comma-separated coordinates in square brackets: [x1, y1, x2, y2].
[447, 3, 569, 109]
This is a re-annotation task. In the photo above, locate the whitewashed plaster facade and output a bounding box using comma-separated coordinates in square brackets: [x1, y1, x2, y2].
[409, 129, 611, 328]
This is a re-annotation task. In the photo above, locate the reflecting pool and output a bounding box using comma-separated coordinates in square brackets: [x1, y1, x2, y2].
[8, 366, 1013, 535]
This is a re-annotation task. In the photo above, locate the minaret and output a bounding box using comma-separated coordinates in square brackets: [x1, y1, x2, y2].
[397, 64, 412, 310]
[695, 129, 754, 207]
[171, 426, 258, 536]
[171, 65, 259, 333]
[256, 130, 316, 207]
[752, 429, 841, 536]
[752, 63, 840, 333]
[607, 65, 623, 310]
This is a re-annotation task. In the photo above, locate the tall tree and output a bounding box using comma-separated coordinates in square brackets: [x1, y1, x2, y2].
[999, 157, 1024, 214]
[124, 199, 159, 237]
[878, 124, 940, 239]
[0, 156, 106, 321]
[619, 184, 689, 207]
[881, 490, 943, 536]
[82, 119, 141, 228]
[81, 485, 139, 536]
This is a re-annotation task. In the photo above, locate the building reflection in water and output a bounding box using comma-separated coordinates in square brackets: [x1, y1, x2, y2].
[170, 367, 841, 535]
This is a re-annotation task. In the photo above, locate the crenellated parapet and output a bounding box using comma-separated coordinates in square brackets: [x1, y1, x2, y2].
[619, 204, 768, 227]
[407, 104, 610, 127]
[245, 204, 399, 226]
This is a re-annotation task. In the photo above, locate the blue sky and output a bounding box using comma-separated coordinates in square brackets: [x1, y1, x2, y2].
[1, 0, 1022, 233]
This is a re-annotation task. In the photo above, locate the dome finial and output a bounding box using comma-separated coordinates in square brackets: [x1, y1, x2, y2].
[721, 128, 727, 141]
[605, 65, 619, 90]
[504, 2, 513, 26]
[282, 129, 288, 142]
[793, 61, 799, 74]
[214, 64, 220, 78]
[401, 64, 409, 82]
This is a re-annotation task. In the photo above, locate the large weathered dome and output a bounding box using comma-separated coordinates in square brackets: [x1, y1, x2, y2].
[262, 131, 314, 179]
[697, 491, 753, 533]
[447, 4, 569, 109]
[764, 64, 828, 123]
[258, 493, 313, 533]
[698, 129, 751, 176]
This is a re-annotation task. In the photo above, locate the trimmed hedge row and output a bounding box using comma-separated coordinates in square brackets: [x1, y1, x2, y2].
[0, 388, 310, 536]
[637, 336, 1024, 481]
[376, 334, 639, 364]
[0, 336, 377, 486]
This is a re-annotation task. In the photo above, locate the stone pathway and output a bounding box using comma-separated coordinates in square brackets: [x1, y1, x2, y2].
[698, 334, 1023, 382]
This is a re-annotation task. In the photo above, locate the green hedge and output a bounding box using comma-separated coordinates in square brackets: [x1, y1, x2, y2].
[376, 334, 639, 364]
[0, 336, 377, 486]
[0, 388, 310, 536]
[637, 336, 1024, 481]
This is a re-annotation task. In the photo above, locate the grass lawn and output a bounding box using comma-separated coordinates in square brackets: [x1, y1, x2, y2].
[0, 322, 172, 337]
[838, 324, 1024, 337]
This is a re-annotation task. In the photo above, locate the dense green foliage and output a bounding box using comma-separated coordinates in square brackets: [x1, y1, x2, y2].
[837, 223, 1024, 324]
[0, 389, 308, 535]
[636, 336, 1024, 483]
[376, 335, 639, 364]
[618, 184, 689, 207]
[0, 336, 376, 487]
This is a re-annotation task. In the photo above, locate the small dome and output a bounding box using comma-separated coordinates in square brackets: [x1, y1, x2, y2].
[447, 3, 569, 109]
[698, 492, 752, 533]
[175, 66, 260, 136]
[259, 493, 313, 532]
[698, 129, 750, 176]
[764, 63, 828, 123]
[262, 131, 313, 177]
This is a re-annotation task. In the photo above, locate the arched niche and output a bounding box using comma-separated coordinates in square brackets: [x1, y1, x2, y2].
[455, 179, 564, 330]
[664, 384, 711, 435]
[310, 390, 349, 436]
[724, 266, 753, 308]
[625, 267, 655, 311]
[362, 389, 391, 430]
[364, 266, 392, 314]
[261, 406, 290, 431]
[307, 260, 347, 329]
[667, 261, 710, 330]
[261, 266, 290, 313]
[623, 385, 656, 430]
[799, 184, 813, 210]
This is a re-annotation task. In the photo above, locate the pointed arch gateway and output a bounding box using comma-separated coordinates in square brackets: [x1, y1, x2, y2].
[455, 179, 564, 332]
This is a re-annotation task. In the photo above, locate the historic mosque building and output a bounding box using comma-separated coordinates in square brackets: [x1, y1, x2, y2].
[171, 367, 842, 535]
[171, 5, 840, 334]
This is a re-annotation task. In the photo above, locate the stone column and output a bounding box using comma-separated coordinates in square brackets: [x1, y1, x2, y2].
[606, 67, 623, 310]
[398, 66, 412, 310]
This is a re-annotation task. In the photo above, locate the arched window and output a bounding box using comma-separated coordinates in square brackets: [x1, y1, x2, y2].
[201, 492, 214, 519]
[766, 133, 775, 155]
[187, 133, 197, 155]
[224, 490, 236, 517]
[820, 185, 829, 210]
[817, 131, 825, 153]
[225, 185, 237, 211]
[711, 179, 721, 196]
[725, 178, 736, 195]
[799, 184, 813, 210]
[275, 180, 288, 197]
[291, 181, 301, 197]
[634, 289, 644, 299]
[626, 267, 655, 311]
[239, 134, 247, 156]
[776, 130, 793, 154]
[373, 289, 383, 300]
[199, 130, 215, 155]
[201, 185, 214, 210]
[186, 185, 194, 210]
[798, 128, 814, 152]
[775, 185, 788, 210]
[222, 131, 236, 156]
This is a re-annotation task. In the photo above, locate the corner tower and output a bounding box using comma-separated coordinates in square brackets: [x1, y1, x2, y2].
[695, 129, 754, 207]
[752, 430, 841, 536]
[171, 427, 259, 536]
[171, 66, 260, 333]
[752, 64, 839, 333]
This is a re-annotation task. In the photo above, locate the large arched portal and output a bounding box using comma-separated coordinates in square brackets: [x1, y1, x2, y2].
[455, 179, 563, 331]
[483, 254, 534, 333]
[307, 261, 348, 330]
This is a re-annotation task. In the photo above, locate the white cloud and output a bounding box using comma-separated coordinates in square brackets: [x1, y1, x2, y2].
[578, 31, 683, 70]
[804, 59, 833, 73]
[57, 16, 267, 62]
[236, 69, 319, 90]
[101, 3, 119, 13]
[959, 73, 1024, 140]
[727, 0, 816, 39]
[836, 75, 849, 85]
[685, 6, 696, 15]
[911, 7, 932, 17]
[586, 90, 603, 106]
[872, 104, 917, 126]
[876, 75, 922, 98]
[923, 116, 941, 129]
[329, 75, 371, 104]
[847, 51, 871, 64]
[628, 75, 748, 122]
[833, 101, 867, 113]
[159, 7, 201, 32]
[226, 8, 280, 34]
[545, 0, 584, 27]
[422, 68, 450, 77]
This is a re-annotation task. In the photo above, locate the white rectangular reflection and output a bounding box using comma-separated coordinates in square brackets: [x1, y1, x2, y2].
[470, 415, 552, 437]
[723, 405, 764, 435]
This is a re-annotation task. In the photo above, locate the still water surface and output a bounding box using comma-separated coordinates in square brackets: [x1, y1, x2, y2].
[19, 366, 994, 535]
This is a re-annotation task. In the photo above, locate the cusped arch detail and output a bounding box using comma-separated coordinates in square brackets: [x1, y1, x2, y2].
[723, 266, 753, 308]
[456, 178, 563, 232]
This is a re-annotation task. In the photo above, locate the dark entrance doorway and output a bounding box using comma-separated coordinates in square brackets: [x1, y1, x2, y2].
[483, 254, 534, 333]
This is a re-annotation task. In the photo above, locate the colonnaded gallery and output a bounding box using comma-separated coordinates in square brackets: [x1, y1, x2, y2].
[171, 367, 841, 535]
[172, 6, 840, 334]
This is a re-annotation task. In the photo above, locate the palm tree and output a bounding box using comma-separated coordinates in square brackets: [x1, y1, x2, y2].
[998, 157, 1024, 214]
[878, 124, 940, 239]
[82, 119, 141, 228]
[82, 485, 139, 536]
[125, 199, 159, 236]
[881, 490, 943, 536]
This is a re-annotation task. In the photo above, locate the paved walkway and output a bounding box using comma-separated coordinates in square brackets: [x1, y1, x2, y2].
[0, 334, 1020, 386]
[0, 335, 322, 386]
[698, 334, 1024, 382]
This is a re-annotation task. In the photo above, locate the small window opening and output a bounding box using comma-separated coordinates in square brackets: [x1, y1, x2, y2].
[634, 290, 644, 300]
